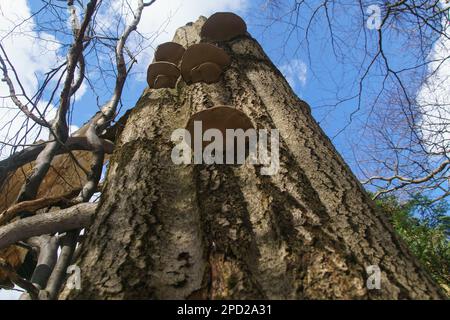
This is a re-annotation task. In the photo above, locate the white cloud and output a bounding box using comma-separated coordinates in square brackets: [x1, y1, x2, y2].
[279, 59, 307, 89]
[0, 2, 59, 92]
[0, 0, 65, 158]
[416, 20, 450, 154]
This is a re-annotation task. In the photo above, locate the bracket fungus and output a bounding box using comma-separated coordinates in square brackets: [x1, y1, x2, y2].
[154, 42, 185, 65]
[201, 12, 247, 42]
[146, 61, 180, 89]
[180, 43, 231, 84]
[186, 106, 254, 155]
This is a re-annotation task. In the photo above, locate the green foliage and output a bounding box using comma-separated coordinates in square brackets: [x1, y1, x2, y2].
[375, 194, 450, 293]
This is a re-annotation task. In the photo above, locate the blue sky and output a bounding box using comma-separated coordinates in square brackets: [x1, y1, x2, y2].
[1, 0, 449, 300]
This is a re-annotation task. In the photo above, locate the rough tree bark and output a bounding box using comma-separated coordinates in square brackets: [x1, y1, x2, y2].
[62, 17, 446, 299]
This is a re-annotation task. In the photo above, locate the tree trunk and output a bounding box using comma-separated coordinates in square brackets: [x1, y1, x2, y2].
[62, 17, 445, 300]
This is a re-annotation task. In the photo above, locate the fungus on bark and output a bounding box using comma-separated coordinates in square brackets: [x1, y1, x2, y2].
[146, 61, 180, 89]
[180, 43, 231, 84]
[186, 105, 254, 154]
[201, 12, 247, 42]
[154, 42, 185, 65]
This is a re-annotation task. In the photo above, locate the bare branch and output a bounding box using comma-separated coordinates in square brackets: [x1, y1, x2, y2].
[0, 189, 81, 226]
[0, 203, 96, 250]
[96, 0, 149, 131]
[45, 230, 79, 299]
[15, 0, 98, 203]
[0, 136, 113, 186]
[29, 235, 59, 290]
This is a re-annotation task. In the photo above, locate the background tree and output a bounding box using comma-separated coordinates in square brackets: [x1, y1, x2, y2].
[375, 195, 450, 293]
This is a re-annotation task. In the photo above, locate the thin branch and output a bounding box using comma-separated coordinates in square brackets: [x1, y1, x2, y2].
[45, 230, 79, 299]
[15, 0, 98, 203]
[29, 235, 59, 290]
[0, 45, 50, 127]
[0, 189, 80, 226]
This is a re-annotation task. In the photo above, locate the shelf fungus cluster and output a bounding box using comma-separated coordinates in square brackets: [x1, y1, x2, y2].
[147, 41, 230, 87]
[147, 42, 185, 89]
[179, 12, 247, 84]
[147, 13, 247, 88]
[180, 43, 231, 84]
